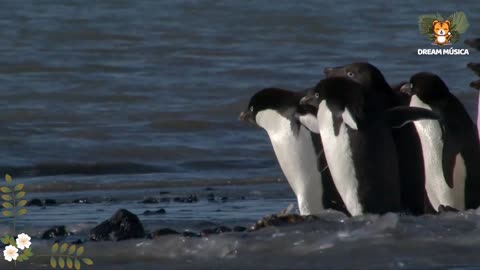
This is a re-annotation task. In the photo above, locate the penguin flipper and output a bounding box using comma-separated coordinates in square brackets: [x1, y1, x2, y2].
[342, 107, 358, 130]
[385, 106, 441, 128]
[441, 129, 461, 189]
[297, 113, 319, 133]
[296, 104, 319, 133]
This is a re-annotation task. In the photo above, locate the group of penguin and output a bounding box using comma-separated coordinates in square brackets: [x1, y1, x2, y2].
[239, 62, 480, 217]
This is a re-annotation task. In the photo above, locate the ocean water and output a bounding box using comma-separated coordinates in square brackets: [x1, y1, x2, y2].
[0, 0, 479, 269]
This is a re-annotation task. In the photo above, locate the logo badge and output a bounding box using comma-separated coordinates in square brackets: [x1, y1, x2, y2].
[418, 12, 469, 46]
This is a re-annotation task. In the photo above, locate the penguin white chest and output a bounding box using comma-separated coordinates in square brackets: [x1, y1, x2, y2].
[256, 109, 324, 215]
[410, 95, 466, 210]
[317, 101, 363, 216]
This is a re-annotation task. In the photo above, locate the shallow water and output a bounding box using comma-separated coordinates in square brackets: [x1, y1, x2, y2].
[0, 0, 479, 269]
[5, 209, 480, 269]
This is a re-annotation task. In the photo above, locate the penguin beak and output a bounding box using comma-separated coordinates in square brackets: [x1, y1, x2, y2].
[323, 66, 343, 77]
[400, 83, 413, 96]
[324, 67, 334, 76]
[299, 95, 319, 108]
[239, 111, 256, 125]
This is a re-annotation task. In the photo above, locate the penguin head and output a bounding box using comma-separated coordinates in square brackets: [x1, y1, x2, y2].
[324, 62, 390, 93]
[239, 88, 300, 126]
[300, 77, 366, 107]
[400, 72, 450, 102]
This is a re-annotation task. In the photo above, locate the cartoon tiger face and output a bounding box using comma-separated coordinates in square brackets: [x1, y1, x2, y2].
[432, 19, 452, 45]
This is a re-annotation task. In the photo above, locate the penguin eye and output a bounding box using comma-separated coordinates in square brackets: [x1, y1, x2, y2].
[347, 71, 354, 77]
[314, 93, 319, 98]
[249, 106, 254, 112]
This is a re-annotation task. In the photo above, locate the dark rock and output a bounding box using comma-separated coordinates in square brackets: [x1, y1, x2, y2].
[105, 198, 117, 203]
[72, 199, 90, 204]
[27, 199, 44, 207]
[143, 209, 166, 216]
[159, 191, 170, 195]
[201, 226, 232, 236]
[89, 209, 145, 241]
[204, 187, 215, 191]
[241, 196, 247, 200]
[250, 213, 317, 231]
[182, 231, 201, 238]
[142, 197, 159, 204]
[42, 225, 69, 240]
[468, 62, 480, 77]
[465, 38, 480, 51]
[44, 199, 57, 206]
[149, 228, 179, 238]
[470, 80, 480, 90]
[71, 239, 84, 244]
[233, 226, 247, 232]
[174, 194, 198, 203]
[220, 196, 228, 202]
[160, 198, 171, 203]
[207, 193, 216, 202]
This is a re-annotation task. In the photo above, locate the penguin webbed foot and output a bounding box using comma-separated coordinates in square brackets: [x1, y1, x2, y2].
[437, 205, 459, 213]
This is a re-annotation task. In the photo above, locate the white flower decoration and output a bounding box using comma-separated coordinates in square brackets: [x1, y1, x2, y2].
[16, 233, 31, 250]
[3, 245, 19, 262]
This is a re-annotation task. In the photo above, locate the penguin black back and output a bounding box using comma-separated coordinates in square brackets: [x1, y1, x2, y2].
[404, 72, 480, 210]
[324, 63, 428, 215]
[301, 77, 403, 216]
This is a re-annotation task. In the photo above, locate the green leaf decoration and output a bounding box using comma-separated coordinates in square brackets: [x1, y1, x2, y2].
[16, 191, 26, 199]
[448, 11, 469, 34]
[5, 174, 12, 184]
[83, 258, 94, 266]
[76, 246, 84, 256]
[67, 257, 73, 269]
[2, 210, 12, 217]
[24, 248, 33, 257]
[59, 257, 65, 269]
[8, 236, 15, 246]
[17, 208, 27, 216]
[0, 236, 9, 245]
[0, 187, 11, 193]
[51, 257, 58, 268]
[17, 253, 29, 262]
[68, 245, 77, 255]
[17, 200, 27, 207]
[418, 14, 439, 39]
[14, 184, 24, 191]
[52, 243, 59, 254]
[81, 258, 94, 265]
[1, 194, 12, 201]
[74, 259, 81, 270]
[2, 202, 13, 209]
[60, 243, 68, 253]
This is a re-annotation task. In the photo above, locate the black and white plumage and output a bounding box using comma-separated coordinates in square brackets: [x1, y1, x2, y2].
[240, 88, 346, 215]
[300, 77, 440, 216]
[401, 72, 480, 212]
[324, 62, 428, 215]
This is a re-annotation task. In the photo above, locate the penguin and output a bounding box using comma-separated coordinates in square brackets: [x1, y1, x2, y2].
[299, 77, 440, 216]
[323, 62, 429, 215]
[467, 62, 480, 138]
[239, 88, 347, 215]
[400, 72, 480, 212]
